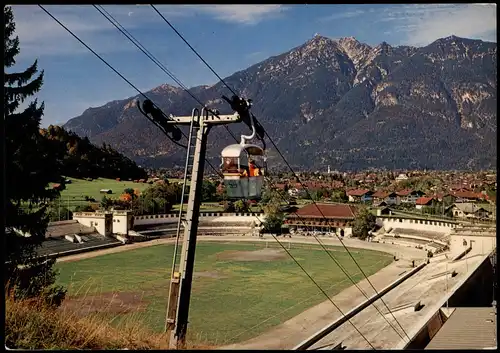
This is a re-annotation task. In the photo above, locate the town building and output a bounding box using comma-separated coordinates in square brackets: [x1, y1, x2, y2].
[73, 210, 134, 236]
[372, 190, 399, 205]
[395, 173, 409, 181]
[284, 203, 356, 235]
[453, 190, 486, 203]
[347, 189, 373, 203]
[415, 197, 437, 210]
[73, 211, 114, 236]
[446, 203, 491, 219]
[397, 189, 425, 204]
[376, 206, 392, 216]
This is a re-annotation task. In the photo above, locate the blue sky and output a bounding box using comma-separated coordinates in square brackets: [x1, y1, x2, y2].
[9, 4, 497, 127]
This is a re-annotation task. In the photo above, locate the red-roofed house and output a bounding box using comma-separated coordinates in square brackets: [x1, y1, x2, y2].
[372, 190, 388, 202]
[434, 193, 457, 205]
[453, 190, 485, 203]
[372, 190, 399, 205]
[415, 197, 437, 210]
[346, 189, 373, 203]
[396, 189, 425, 204]
[284, 203, 357, 233]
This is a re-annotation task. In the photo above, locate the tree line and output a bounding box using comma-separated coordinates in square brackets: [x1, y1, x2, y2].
[40, 125, 147, 181]
[95, 180, 224, 216]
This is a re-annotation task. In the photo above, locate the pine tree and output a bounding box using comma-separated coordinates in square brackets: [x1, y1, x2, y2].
[4, 6, 65, 304]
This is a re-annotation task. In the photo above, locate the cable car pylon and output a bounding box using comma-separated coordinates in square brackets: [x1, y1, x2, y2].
[137, 97, 262, 349]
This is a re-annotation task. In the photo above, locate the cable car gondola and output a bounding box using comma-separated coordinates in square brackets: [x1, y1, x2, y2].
[221, 103, 266, 200]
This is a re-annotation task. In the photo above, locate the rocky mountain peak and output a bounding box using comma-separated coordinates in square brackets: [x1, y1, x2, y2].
[338, 36, 362, 46]
[307, 34, 332, 44]
[268, 34, 347, 76]
[337, 36, 372, 69]
[149, 83, 183, 95]
[442, 35, 460, 41]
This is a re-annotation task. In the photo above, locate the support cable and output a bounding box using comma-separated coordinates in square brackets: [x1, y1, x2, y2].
[41, 6, 389, 347]
[155, 13, 410, 341]
[87, 10, 378, 345]
[156, 12, 410, 341]
[150, 4, 238, 97]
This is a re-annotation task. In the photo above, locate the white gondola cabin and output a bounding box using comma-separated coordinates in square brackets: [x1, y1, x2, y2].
[221, 143, 266, 200]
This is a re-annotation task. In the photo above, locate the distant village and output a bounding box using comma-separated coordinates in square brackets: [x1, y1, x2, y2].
[149, 167, 497, 221]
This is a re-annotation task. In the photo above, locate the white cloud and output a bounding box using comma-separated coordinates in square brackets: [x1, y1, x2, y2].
[193, 5, 288, 25]
[10, 5, 287, 58]
[318, 9, 366, 22]
[11, 5, 169, 56]
[380, 4, 497, 46]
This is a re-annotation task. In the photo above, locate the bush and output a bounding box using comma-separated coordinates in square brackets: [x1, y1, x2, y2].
[262, 213, 285, 233]
[124, 188, 135, 196]
[233, 200, 249, 213]
[352, 206, 376, 240]
[41, 285, 67, 308]
[222, 201, 235, 212]
[6, 258, 66, 306]
[74, 205, 94, 212]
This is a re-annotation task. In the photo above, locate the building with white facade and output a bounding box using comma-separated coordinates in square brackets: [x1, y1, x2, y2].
[73, 210, 134, 236]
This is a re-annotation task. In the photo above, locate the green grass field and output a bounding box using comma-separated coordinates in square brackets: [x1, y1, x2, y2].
[55, 241, 392, 345]
[49, 177, 150, 210]
[49, 177, 186, 211]
[48, 177, 263, 213]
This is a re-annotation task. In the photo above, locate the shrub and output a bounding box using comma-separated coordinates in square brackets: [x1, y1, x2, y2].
[74, 205, 94, 212]
[222, 201, 235, 212]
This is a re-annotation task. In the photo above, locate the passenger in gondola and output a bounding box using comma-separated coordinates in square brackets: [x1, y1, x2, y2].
[239, 161, 249, 177]
[249, 159, 262, 177]
[224, 157, 239, 174]
[249, 159, 257, 177]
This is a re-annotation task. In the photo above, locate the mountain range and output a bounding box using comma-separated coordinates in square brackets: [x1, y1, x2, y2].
[63, 35, 497, 171]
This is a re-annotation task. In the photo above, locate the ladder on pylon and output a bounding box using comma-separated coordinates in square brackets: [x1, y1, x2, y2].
[165, 108, 200, 332]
